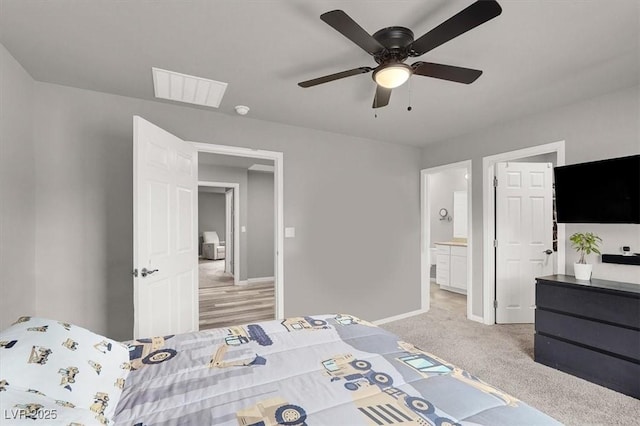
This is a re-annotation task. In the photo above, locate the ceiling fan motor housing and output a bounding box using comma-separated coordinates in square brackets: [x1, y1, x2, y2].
[372, 26, 414, 64]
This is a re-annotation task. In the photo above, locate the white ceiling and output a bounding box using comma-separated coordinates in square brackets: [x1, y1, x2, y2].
[1, 0, 638, 147]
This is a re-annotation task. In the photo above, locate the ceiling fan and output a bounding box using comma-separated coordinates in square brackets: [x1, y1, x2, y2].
[298, 0, 502, 108]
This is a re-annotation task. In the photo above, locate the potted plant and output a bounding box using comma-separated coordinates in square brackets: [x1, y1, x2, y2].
[569, 232, 602, 280]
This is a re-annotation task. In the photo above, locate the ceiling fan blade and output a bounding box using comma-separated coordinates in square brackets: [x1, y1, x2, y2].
[372, 85, 392, 108]
[320, 10, 385, 55]
[298, 67, 373, 88]
[411, 0, 502, 56]
[412, 62, 482, 84]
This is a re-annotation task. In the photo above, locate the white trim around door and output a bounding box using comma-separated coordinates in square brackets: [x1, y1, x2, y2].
[482, 140, 565, 325]
[420, 160, 475, 322]
[198, 181, 240, 285]
[191, 142, 285, 320]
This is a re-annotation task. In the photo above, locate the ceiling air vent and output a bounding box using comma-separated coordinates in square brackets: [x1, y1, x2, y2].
[152, 67, 227, 108]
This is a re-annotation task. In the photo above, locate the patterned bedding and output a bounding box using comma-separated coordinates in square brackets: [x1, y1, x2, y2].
[113, 314, 559, 425]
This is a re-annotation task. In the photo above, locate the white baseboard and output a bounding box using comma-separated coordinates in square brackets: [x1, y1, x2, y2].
[438, 284, 467, 296]
[373, 308, 429, 326]
[468, 314, 484, 323]
[236, 276, 274, 286]
[247, 276, 274, 284]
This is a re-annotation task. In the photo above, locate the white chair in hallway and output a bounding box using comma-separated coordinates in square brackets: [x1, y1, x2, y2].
[202, 231, 225, 260]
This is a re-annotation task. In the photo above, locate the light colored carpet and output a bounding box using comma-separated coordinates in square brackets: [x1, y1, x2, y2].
[199, 258, 233, 288]
[380, 282, 639, 426]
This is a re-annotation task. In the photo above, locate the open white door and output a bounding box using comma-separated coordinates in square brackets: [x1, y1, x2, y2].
[133, 116, 198, 338]
[225, 188, 234, 275]
[495, 162, 553, 324]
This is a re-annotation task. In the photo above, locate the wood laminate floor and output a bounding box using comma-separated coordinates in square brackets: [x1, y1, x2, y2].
[199, 281, 275, 330]
[430, 280, 466, 315]
[198, 278, 456, 331]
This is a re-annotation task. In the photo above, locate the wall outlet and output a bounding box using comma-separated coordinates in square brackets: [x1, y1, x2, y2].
[285, 227, 295, 238]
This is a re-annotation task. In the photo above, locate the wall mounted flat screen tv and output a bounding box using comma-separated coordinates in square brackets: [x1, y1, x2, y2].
[554, 155, 640, 223]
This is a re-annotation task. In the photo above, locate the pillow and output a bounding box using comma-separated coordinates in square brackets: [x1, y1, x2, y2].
[0, 386, 101, 425]
[0, 316, 130, 424]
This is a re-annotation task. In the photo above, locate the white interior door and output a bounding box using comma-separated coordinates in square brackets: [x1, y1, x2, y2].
[495, 162, 553, 324]
[225, 188, 234, 275]
[133, 116, 198, 338]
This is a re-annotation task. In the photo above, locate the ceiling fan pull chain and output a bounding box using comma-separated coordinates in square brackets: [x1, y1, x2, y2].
[374, 89, 378, 117]
[407, 78, 413, 111]
[374, 90, 377, 116]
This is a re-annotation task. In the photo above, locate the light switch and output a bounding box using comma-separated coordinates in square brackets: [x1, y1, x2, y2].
[285, 227, 296, 238]
[241, 226, 246, 233]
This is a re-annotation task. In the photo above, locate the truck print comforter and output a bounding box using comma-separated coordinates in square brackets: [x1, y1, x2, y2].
[113, 314, 559, 425]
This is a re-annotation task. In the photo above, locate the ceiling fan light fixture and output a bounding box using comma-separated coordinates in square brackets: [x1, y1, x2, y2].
[373, 63, 412, 89]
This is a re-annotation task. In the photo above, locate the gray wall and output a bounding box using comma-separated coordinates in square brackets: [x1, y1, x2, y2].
[198, 191, 226, 254]
[247, 171, 274, 279]
[198, 165, 275, 280]
[0, 44, 36, 329]
[421, 86, 640, 318]
[429, 168, 467, 247]
[30, 81, 421, 339]
[198, 163, 248, 281]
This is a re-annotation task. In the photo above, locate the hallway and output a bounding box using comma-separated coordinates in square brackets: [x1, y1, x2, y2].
[198, 258, 274, 330]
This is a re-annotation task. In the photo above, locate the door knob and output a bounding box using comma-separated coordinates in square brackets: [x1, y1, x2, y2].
[543, 249, 553, 255]
[141, 268, 159, 277]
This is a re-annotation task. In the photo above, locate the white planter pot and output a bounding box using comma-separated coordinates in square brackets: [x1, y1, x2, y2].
[574, 263, 593, 280]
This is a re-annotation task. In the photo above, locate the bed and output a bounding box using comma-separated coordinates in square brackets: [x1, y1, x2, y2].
[1, 315, 560, 425]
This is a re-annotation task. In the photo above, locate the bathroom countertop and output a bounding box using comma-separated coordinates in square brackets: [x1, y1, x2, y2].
[434, 241, 468, 247]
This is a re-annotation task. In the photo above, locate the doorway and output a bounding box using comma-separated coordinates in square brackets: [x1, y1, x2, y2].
[132, 116, 284, 338]
[420, 160, 473, 320]
[482, 141, 566, 325]
[196, 150, 279, 330]
[198, 182, 238, 288]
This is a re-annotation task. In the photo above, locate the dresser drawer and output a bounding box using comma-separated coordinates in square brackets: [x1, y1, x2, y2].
[536, 309, 640, 361]
[535, 334, 640, 398]
[536, 281, 640, 328]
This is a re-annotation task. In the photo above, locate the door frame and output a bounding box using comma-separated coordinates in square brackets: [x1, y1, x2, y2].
[192, 142, 284, 320]
[482, 140, 565, 325]
[224, 188, 234, 275]
[198, 181, 240, 285]
[420, 160, 474, 321]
